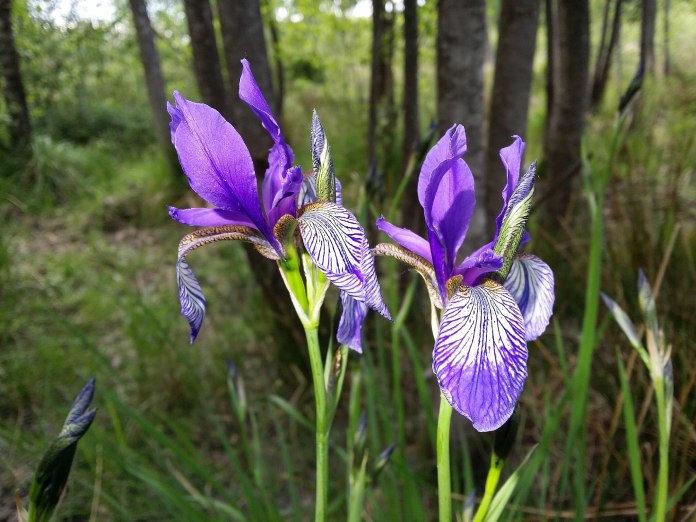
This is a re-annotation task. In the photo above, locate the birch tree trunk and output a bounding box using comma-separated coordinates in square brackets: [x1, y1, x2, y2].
[544, 0, 590, 220]
[485, 0, 540, 230]
[0, 0, 31, 155]
[128, 0, 176, 168]
[182, 0, 230, 118]
[437, 0, 487, 246]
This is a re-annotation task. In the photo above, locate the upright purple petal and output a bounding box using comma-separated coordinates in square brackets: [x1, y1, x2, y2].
[266, 166, 304, 226]
[494, 136, 525, 240]
[239, 59, 295, 216]
[337, 292, 368, 353]
[503, 254, 555, 341]
[239, 59, 284, 143]
[168, 92, 275, 245]
[298, 202, 390, 319]
[420, 125, 476, 284]
[417, 124, 467, 207]
[376, 216, 432, 263]
[168, 207, 257, 228]
[433, 280, 527, 432]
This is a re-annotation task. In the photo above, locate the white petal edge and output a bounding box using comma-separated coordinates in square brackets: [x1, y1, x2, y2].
[503, 254, 554, 341]
[433, 280, 527, 432]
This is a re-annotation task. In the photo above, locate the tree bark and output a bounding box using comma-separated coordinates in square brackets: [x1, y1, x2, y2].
[485, 0, 540, 231]
[217, 0, 275, 166]
[544, 0, 555, 153]
[544, 0, 590, 220]
[402, 0, 419, 161]
[663, 0, 670, 76]
[128, 0, 177, 168]
[368, 0, 396, 178]
[182, 0, 230, 118]
[590, 0, 622, 110]
[216, 0, 308, 374]
[641, 0, 656, 74]
[0, 0, 31, 155]
[400, 0, 423, 234]
[437, 0, 487, 247]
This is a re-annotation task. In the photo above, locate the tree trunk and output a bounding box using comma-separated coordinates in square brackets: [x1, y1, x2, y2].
[641, 0, 656, 74]
[128, 0, 177, 169]
[590, 0, 622, 110]
[182, 0, 230, 118]
[437, 0, 487, 247]
[216, 0, 308, 375]
[0, 0, 31, 155]
[400, 0, 423, 234]
[485, 0, 540, 231]
[402, 0, 419, 161]
[544, 0, 555, 153]
[368, 0, 396, 180]
[217, 0, 275, 166]
[663, 0, 670, 76]
[544, 0, 590, 221]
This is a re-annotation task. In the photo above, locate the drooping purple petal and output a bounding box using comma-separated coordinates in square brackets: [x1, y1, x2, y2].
[168, 92, 275, 247]
[266, 166, 304, 226]
[376, 216, 432, 263]
[433, 280, 527, 432]
[420, 125, 476, 286]
[168, 207, 257, 228]
[337, 292, 368, 353]
[456, 245, 503, 286]
[494, 136, 525, 240]
[176, 226, 278, 342]
[177, 256, 206, 343]
[298, 202, 390, 319]
[503, 254, 554, 341]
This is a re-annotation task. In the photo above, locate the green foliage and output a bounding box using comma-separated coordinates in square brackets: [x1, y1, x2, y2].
[1, 0, 696, 520]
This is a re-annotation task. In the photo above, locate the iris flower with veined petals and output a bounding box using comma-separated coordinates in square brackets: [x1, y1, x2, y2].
[169, 59, 390, 346]
[376, 125, 554, 431]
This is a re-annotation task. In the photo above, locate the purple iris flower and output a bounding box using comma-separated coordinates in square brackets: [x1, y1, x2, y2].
[376, 125, 554, 431]
[169, 59, 389, 347]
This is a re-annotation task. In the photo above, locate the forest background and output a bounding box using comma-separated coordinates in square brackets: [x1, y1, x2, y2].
[1, 0, 695, 520]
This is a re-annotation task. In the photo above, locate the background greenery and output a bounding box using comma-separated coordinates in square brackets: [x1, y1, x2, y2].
[1, 0, 695, 520]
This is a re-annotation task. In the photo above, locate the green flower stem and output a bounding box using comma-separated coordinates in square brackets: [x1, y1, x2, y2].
[472, 452, 505, 522]
[653, 377, 669, 521]
[437, 395, 453, 522]
[305, 325, 329, 522]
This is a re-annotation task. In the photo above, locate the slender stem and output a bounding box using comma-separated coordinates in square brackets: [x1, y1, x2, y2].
[472, 452, 505, 522]
[437, 395, 453, 522]
[653, 378, 669, 521]
[305, 326, 328, 522]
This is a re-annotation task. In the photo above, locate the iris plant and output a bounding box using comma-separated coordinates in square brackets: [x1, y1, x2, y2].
[375, 125, 554, 520]
[168, 60, 389, 521]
